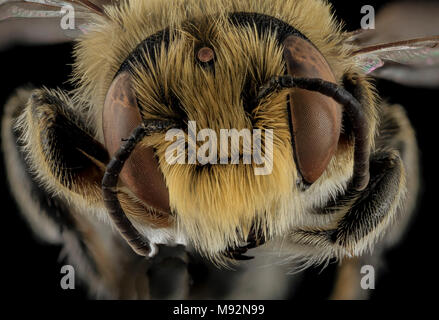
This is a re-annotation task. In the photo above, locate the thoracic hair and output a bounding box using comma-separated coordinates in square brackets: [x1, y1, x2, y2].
[66, 0, 379, 262]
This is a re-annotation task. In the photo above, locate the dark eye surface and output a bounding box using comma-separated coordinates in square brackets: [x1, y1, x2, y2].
[102, 72, 170, 214]
[283, 35, 342, 184]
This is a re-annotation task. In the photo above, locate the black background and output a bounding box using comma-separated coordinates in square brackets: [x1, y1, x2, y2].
[0, 0, 437, 300]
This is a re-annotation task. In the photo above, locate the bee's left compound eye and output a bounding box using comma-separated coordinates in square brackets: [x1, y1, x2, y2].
[102, 72, 170, 214]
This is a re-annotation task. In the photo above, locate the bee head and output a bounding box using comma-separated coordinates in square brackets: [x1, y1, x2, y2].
[75, 0, 377, 261]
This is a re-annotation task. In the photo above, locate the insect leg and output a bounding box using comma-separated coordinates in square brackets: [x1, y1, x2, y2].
[15, 87, 109, 204]
[289, 150, 404, 255]
[286, 100, 418, 299]
[2, 88, 154, 298]
[306, 101, 418, 299]
[329, 257, 371, 300]
[374, 103, 420, 246]
[2, 88, 72, 244]
[1, 88, 114, 296]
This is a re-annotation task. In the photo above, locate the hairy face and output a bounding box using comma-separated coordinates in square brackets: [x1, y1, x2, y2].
[104, 14, 355, 260]
[75, 0, 378, 261]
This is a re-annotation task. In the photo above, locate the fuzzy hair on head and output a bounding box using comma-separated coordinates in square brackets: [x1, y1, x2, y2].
[72, 0, 379, 262]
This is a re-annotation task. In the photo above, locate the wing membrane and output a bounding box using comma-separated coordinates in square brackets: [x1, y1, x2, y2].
[352, 36, 439, 74]
[0, 0, 108, 23]
[0, 2, 92, 22]
[0, 0, 113, 46]
[345, 1, 439, 87]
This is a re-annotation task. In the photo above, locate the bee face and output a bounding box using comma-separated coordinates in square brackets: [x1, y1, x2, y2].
[2, 0, 425, 298]
[89, 1, 370, 259]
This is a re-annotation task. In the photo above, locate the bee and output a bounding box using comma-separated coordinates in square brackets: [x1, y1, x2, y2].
[1, 0, 437, 299]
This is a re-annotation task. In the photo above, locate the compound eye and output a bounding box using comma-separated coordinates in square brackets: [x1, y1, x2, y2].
[102, 72, 170, 213]
[197, 47, 215, 63]
[283, 35, 342, 184]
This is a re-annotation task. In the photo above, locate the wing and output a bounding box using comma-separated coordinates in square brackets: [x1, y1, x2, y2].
[345, 1, 439, 87]
[0, 0, 113, 49]
[0, 0, 108, 20]
[351, 36, 439, 73]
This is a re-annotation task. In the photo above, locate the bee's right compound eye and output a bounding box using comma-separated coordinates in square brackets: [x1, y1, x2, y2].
[102, 72, 170, 214]
[282, 35, 342, 185]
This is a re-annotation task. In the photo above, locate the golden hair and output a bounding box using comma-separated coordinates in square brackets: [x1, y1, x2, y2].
[71, 0, 379, 262]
